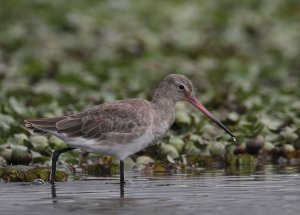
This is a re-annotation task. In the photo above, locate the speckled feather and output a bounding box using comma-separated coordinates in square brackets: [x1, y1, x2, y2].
[26, 99, 152, 142]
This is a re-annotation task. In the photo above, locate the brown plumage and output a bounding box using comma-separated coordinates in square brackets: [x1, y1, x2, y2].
[25, 74, 235, 187]
[26, 99, 149, 138]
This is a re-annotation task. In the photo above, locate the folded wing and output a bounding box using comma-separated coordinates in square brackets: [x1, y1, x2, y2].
[25, 99, 151, 143]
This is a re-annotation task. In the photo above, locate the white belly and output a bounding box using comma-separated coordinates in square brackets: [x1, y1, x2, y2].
[56, 129, 155, 160]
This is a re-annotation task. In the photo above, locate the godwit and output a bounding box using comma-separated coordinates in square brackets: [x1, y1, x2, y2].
[25, 74, 235, 192]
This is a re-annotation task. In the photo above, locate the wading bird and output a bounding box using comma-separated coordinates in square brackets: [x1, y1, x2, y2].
[25, 74, 235, 196]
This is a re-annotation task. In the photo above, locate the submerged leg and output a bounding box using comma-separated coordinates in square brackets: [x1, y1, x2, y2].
[120, 160, 124, 197]
[49, 147, 74, 185]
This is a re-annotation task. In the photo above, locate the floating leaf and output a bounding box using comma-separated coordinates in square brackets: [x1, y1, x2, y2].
[280, 127, 298, 143]
[0, 114, 15, 130]
[262, 142, 275, 152]
[161, 143, 179, 159]
[169, 136, 185, 152]
[208, 142, 225, 156]
[261, 116, 283, 131]
[175, 111, 191, 125]
[29, 135, 51, 156]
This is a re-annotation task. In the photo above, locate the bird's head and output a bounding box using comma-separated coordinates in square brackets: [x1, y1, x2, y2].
[155, 74, 236, 140]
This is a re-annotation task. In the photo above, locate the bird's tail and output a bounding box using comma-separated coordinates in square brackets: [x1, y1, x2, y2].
[24, 117, 65, 133]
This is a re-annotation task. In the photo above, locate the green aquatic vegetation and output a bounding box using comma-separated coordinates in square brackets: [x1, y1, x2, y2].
[0, 144, 32, 165]
[0, 166, 68, 182]
[81, 156, 118, 176]
[0, 0, 300, 171]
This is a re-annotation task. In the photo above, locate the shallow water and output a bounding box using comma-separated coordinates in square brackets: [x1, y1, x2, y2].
[1, 164, 300, 215]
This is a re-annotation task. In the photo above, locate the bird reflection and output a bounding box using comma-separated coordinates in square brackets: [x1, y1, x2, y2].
[51, 184, 57, 204]
[120, 183, 124, 197]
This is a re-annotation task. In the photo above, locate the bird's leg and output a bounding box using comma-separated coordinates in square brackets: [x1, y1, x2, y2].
[120, 160, 125, 197]
[120, 160, 125, 184]
[49, 147, 75, 185]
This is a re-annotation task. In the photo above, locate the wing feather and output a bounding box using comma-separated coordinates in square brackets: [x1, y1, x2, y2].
[25, 99, 152, 144]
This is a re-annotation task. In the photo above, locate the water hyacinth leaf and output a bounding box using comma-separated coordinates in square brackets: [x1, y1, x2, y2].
[260, 116, 283, 131]
[262, 142, 275, 152]
[169, 136, 185, 152]
[10, 145, 32, 165]
[264, 132, 280, 143]
[31, 151, 49, 164]
[227, 112, 239, 123]
[136, 155, 154, 170]
[189, 134, 208, 149]
[0, 156, 7, 166]
[6, 133, 29, 146]
[29, 135, 51, 156]
[200, 124, 220, 139]
[33, 80, 62, 97]
[14, 133, 28, 143]
[199, 147, 211, 157]
[8, 97, 26, 115]
[244, 96, 263, 110]
[30, 135, 48, 146]
[0, 144, 14, 164]
[175, 111, 191, 125]
[59, 152, 78, 164]
[136, 155, 154, 165]
[238, 117, 264, 137]
[0, 114, 15, 130]
[183, 140, 201, 155]
[277, 144, 296, 160]
[283, 144, 295, 153]
[208, 142, 225, 156]
[48, 135, 66, 149]
[280, 127, 298, 143]
[161, 143, 179, 159]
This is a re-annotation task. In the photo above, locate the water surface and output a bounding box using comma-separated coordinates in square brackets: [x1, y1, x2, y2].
[1, 164, 300, 215]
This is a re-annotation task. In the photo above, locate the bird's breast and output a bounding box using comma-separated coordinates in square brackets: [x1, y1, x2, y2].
[152, 109, 175, 140]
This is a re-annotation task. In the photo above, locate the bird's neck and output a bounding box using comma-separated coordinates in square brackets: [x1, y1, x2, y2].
[151, 84, 176, 113]
[151, 95, 176, 139]
[151, 96, 176, 111]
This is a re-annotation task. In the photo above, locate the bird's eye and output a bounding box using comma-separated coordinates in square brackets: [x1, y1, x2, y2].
[178, 84, 185, 90]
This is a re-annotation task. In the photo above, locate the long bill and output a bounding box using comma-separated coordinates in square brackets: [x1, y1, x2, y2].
[186, 95, 236, 141]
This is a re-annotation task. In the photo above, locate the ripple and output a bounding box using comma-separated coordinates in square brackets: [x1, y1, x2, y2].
[1, 165, 300, 215]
